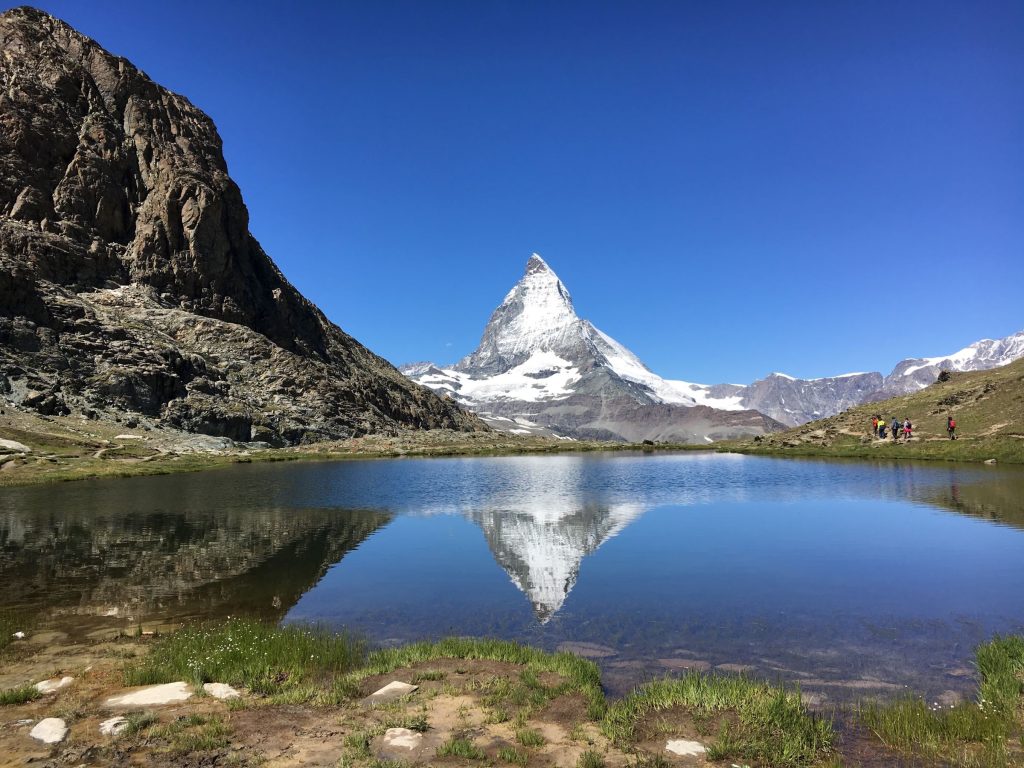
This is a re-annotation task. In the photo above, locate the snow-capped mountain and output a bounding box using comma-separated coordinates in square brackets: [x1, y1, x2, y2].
[883, 332, 1024, 394]
[734, 330, 1024, 425]
[403, 254, 781, 442]
[404, 254, 1024, 432]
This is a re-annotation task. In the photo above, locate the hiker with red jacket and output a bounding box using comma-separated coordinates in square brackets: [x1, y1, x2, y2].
[947, 415, 957, 440]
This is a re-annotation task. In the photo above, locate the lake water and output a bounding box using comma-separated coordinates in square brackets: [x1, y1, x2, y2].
[2, 452, 1023, 703]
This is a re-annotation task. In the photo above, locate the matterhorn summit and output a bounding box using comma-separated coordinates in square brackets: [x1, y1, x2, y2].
[456, 254, 583, 375]
[404, 254, 781, 442]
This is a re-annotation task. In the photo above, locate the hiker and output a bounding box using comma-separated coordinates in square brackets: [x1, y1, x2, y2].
[947, 415, 957, 440]
[903, 418, 912, 442]
[878, 422, 887, 439]
[891, 416, 900, 442]
[871, 415, 878, 437]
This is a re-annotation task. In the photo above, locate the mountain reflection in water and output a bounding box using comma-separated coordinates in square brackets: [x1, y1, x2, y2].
[1, 453, 1023, 701]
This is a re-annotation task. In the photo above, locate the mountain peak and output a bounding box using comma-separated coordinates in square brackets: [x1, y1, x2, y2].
[526, 252, 550, 274]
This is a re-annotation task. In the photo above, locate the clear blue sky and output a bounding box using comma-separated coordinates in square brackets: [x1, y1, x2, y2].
[17, 1, 1024, 383]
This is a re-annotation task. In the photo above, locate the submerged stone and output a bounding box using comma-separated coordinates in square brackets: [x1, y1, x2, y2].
[557, 641, 617, 658]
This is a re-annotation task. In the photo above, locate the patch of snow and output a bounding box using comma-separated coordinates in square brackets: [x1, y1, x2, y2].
[424, 351, 581, 404]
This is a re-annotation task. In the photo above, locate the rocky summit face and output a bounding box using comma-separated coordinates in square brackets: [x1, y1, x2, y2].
[404, 254, 782, 443]
[0, 7, 482, 444]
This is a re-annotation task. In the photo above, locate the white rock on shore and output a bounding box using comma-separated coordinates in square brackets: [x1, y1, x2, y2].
[105, 681, 192, 706]
[203, 682, 240, 699]
[35, 676, 74, 694]
[29, 718, 68, 744]
[99, 716, 128, 736]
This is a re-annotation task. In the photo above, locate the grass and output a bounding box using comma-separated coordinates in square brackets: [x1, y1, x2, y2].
[124, 618, 366, 702]
[498, 745, 529, 764]
[603, 673, 834, 767]
[148, 713, 230, 754]
[436, 735, 486, 758]
[120, 710, 159, 737]
[349, 636, 606, 719]
[0, 683, 41, 706]
[861, 635, 1024, 767]
[515, 727, 546, 747]
[577, 750, 605, 768]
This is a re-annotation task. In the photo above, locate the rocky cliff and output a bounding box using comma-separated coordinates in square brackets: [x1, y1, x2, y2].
[0, 6, 482, 444]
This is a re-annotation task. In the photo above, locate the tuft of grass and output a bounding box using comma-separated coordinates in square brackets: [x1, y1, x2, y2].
[436, 735, 486, 759]
[120, 710, 159, 737]
[124, 618, 365, 703]
[498, 745, 529, 765]
[515, 727, 546, 747]
[411, 669, 446, 683]
[578, 749, 606, 768]
[350, 636, 606, 719]
[149, 713, 230, 754]
[603, 673, 833, 768]
[383, 712, 429, 732]
[861, 635, 1024, 768]
[0, 683, 41, 706]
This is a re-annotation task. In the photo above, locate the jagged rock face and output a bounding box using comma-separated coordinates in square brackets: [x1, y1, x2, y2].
[0, 7, 483, 442]
[736, 372, 885, 426]
[405, 254, 783, 443]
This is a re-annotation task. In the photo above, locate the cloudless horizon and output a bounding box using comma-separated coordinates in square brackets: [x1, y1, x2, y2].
[14, 1, 1024, 383]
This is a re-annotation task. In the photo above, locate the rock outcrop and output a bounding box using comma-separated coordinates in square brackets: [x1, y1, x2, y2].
[0, 6, 483, 443]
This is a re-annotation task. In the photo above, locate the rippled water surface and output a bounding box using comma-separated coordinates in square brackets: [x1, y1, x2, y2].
[2, 452, 1023, 701]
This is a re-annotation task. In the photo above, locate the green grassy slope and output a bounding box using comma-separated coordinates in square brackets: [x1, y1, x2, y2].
[727, 357, 1024, 464]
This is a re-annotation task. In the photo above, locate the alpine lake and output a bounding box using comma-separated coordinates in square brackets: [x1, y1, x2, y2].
[2, 452, 1023, 706]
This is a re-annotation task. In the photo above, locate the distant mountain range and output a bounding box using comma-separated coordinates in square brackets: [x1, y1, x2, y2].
[403, 254, 1024, 437]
